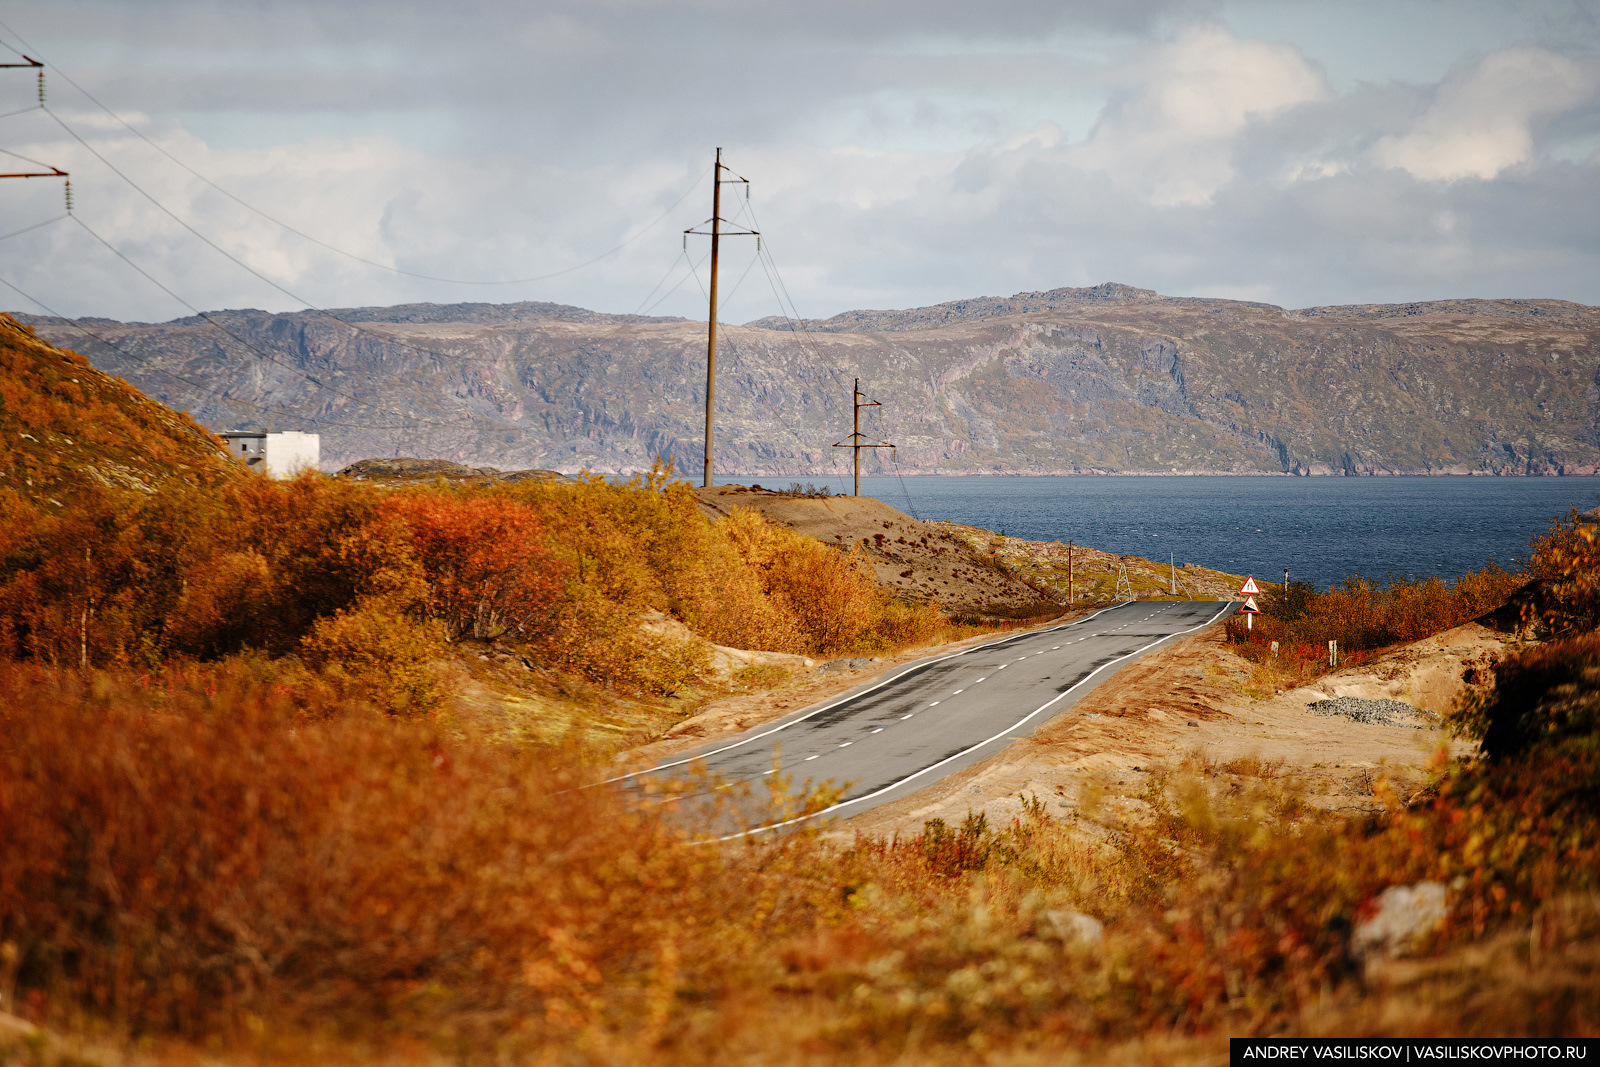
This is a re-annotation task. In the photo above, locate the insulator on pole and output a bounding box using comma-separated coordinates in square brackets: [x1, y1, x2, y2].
[682, 233, 686, 250]
[745, 184, 749, 199]
[37, 70, 44, 103]
[756, 236, 761, 252]
[63, 179, 71, 213]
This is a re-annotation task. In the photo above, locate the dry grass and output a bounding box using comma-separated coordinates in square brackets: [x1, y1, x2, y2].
[4, 468, 1599, 1063]
[3, 649, 1598, 1063]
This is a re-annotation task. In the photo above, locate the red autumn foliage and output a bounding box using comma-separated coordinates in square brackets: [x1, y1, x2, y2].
[379, 492, 567, 641]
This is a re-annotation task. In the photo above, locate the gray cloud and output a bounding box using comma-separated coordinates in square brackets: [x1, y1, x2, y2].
[0, 1, 1597, 326]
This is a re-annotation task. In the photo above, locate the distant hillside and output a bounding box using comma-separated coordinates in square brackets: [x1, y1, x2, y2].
[742, 282, 1169, 333]
[0, 314, 240, 503]
[16, 285, 1600, 477]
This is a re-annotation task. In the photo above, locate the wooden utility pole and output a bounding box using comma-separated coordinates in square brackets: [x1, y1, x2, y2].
[1067, 541, 1074, 603]
[832, 378, 894, 496]
[683, 148, 758, 488]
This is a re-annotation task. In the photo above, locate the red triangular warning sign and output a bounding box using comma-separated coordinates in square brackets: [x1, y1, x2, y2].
[1240, 575, 1261, 595]
[1241, 595, 1260, 613]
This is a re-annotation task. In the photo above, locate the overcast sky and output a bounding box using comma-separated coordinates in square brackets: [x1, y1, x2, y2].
[1, 0, 1597, 324]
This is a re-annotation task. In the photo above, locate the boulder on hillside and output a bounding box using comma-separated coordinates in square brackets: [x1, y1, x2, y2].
[1353, 882, 1449, 960]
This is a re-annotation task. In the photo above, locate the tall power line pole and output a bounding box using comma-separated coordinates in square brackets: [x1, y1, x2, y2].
[833, 378, 894, 497]
[683, 148, 757, 488]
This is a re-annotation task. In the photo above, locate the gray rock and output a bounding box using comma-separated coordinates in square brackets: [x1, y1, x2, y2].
[1353, 882, 1449, 960]
[818, 657, 882, 673]
[1045, 909, 1105, 945]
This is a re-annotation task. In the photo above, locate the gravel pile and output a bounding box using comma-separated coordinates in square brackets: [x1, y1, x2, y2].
[819, 657, 883, 673]
[1306, 697, 1438, 728]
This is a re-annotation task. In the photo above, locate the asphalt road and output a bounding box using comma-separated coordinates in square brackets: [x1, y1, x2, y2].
[616, 599, 1234, 837]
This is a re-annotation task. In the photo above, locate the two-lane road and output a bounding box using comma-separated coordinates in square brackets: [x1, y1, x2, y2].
[617, 599, 1234, 836]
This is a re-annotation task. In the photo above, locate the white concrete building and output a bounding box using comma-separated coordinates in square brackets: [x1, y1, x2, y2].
[219, 430, 320, 477]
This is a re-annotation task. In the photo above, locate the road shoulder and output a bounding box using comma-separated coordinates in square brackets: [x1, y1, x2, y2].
[834, 621, 1501, 841]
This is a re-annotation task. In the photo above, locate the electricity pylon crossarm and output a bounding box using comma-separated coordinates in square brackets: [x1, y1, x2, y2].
[832, 378, 895, 497]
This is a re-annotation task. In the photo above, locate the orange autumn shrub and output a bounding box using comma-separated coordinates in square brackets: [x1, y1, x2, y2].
[0, 461, 944, 697]
[508, 468, 942, 663]
[378, 492, 567, 641]
[1227, 562, 1524, 679]
[0, 659, 839, 1047]
[1526, 508, 1600, 634]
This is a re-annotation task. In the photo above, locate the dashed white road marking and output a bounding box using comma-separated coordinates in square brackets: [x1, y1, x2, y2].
[804, 754, 819, 761]
[716, 600, 1234, 841]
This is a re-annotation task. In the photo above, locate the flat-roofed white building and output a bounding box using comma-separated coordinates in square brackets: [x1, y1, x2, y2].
[219, 430, 320, 477]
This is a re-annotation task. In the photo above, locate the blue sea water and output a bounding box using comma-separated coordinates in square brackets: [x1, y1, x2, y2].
[724, 475, 1600, 593]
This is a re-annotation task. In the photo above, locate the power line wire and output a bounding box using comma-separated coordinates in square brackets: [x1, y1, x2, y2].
[635, 248, 706, 316]
[66, 213, 477, 430]
[740, 197, 905, 493]
[40, 102, 709, 378]
[0, 272, 426, 432]
[0, 14, 710, 287]
[0, 144, 62, 169]
[0, 213, 66, 243]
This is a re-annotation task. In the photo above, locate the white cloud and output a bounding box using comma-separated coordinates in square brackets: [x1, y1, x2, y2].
[1368, 46, 1600, 181]
[3, 3, 1600, 327]
[1073, 24, 1329, 205]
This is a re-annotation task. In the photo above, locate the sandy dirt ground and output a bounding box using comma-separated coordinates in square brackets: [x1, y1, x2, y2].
[840, 620, 1512, 840]
[623, 611, 1515, 839]
[693, 483, 1056, 616]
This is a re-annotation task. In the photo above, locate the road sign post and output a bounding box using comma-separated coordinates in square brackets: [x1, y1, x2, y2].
[1239, 575, 1262, 631]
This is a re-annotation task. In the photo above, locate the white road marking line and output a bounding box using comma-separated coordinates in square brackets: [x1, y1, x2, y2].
[996, 664, 1007, 670]
[871, 728, 883, 733]
[901, 713, 913, 719]
[606, 602, 1131, 786]
[838, 741, 853, 747]
[974, 677, 987, 682]
[804, 754, 819, 761]
[928, 701, 941, 706]
[716, 600, 1235, 841]
[952, 689, 963, 695]
[763, 769, 776, 775]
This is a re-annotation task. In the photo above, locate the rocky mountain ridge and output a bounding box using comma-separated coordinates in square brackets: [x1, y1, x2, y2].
[16, 284, 1600, 478]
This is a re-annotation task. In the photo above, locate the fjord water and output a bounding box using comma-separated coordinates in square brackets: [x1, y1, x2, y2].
[730, 475, 1600, 592]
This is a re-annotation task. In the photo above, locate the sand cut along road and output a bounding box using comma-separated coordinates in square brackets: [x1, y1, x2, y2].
[616, 600, 1233, 837]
